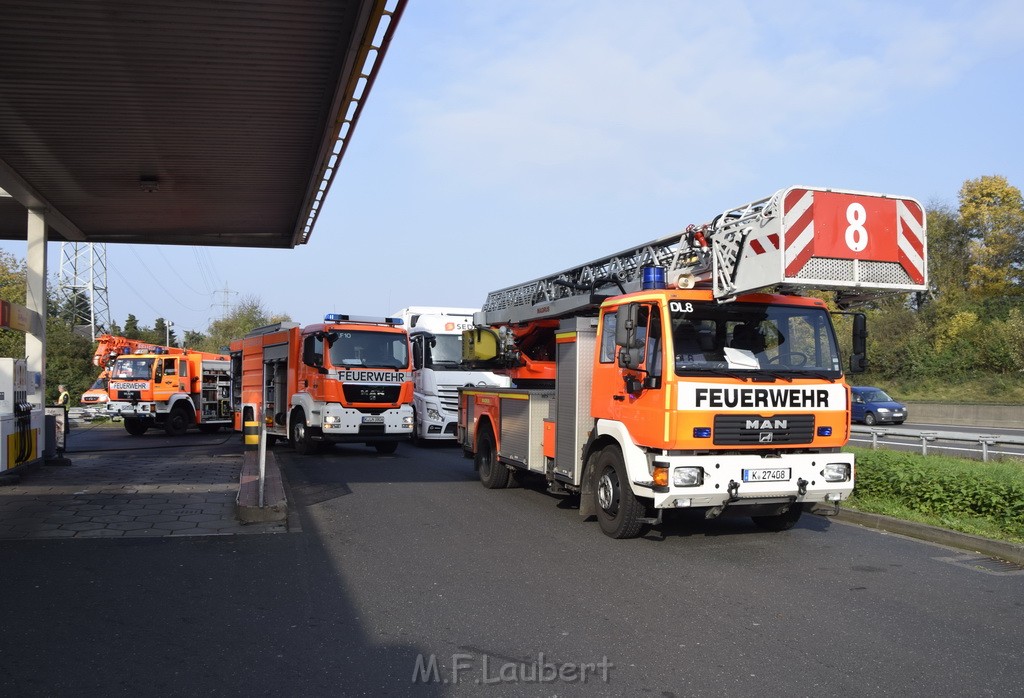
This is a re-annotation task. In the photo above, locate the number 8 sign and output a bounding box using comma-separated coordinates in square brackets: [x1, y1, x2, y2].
[782, 188, 925, 285]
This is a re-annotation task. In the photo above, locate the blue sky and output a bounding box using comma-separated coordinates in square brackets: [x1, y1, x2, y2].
[6, 0, 1024, 337]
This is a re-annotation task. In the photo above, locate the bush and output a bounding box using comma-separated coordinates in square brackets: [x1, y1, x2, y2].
[849, 448, 1024, 541]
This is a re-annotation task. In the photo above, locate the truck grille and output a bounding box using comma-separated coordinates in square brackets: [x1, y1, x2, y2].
[343, 384, 401, 404]
[713, 414, 815, 445]
[438, 385, 460, 412]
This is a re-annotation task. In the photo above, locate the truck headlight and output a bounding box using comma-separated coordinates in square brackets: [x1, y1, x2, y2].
[672, 466, 703, 487]
[823, 463, 851, 482]
[403, 415, 414, 425]
[426, 407, 442, 421]
[324, 415, 338, 424]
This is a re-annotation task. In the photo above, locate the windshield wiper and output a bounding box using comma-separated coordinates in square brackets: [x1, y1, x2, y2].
[677, 368, 752, 382]
[777, 369, 836, 382]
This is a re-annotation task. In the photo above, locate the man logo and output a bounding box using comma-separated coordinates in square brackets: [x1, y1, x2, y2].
[759, 432, 774, 443]
[746, 419, 788, 430]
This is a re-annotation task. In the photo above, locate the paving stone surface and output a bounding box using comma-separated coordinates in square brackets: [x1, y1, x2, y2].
[0, 441, 286, 539]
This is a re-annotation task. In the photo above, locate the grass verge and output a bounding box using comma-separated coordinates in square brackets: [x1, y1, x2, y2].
[845, 447, 1024, 545]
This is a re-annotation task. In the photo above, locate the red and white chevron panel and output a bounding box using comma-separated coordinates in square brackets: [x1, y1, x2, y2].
[781, 187, 926, 286]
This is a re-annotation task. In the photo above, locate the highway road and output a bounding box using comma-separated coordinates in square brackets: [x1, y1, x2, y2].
[2, 430, 1021, 695]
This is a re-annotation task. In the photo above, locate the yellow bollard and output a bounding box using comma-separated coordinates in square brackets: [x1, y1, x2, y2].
[243, 420, 259, 448]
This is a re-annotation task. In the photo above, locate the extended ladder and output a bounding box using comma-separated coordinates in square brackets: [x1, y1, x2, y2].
[478, 185, 927, 325]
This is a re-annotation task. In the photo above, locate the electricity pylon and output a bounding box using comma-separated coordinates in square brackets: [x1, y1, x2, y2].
[57, 242, 113, 341]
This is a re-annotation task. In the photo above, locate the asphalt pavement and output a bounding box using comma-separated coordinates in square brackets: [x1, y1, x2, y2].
[1, 425, 1021, 696]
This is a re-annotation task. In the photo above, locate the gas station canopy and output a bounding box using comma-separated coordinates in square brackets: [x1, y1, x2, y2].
[0, 0, 405, 249]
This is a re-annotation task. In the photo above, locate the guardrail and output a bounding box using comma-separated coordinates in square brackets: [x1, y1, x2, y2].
[851, 425, 1024, 462]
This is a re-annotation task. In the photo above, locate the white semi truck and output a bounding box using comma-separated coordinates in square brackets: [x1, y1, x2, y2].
[393, 307, 510, 443]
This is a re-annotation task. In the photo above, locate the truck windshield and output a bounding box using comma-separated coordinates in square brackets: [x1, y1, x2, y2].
[111, 357, 154, 379]
[427, 335, 463, 368]
[327, 330, 408, 369]
[670, 301, 841, 378]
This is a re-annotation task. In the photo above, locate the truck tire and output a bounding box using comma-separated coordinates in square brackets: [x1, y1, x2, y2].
[290, 412, 316, 455]
[123, 419, 148, 436]
[476, 428, 509, 489]
[374, 442, 398, 455]
[752, 505, 803, 532]
[593, 446, 647, 539]
[165, 404, 194, 436]
[410, 409, 422, 446]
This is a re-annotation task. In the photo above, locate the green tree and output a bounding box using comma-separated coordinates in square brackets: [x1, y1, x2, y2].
[199, 295, 289, 352]
[44, 311, 96, 405]
[0, 250, 27, 359]
[922, 202, 972, 311]
[183, 329, 206, 349]
[151, 317, 177, 347]
[123, 314, 142, 339]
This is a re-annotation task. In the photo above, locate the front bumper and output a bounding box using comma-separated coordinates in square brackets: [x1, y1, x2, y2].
[643, 452, 854, 510]
[107, 401, 157, 419]
[319, 405, 413, 439]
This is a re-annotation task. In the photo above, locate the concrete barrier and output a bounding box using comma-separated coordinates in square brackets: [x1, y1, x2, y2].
[905, 402, 1024, 428]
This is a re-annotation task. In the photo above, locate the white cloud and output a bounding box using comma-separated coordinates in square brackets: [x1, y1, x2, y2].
[395, 0, 1021, 202]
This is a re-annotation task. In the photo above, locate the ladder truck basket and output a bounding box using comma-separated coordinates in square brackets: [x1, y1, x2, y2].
[479, 185, 927, 325]
[709, 186, 927, 299]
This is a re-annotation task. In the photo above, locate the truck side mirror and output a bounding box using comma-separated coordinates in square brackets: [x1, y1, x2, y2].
[849, 313, 868, 374]
[302, 335, 327, 373]
[412, 337, 424, 370]
[615, 303, 643, 369]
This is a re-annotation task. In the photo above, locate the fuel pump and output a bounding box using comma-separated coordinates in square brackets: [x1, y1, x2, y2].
[0, 358, 42, 474]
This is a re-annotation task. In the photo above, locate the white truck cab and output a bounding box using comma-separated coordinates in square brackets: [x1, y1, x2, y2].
[394, 306, 510, 443]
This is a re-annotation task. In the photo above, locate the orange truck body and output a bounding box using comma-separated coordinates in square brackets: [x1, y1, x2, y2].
[82, 335, 185, 406]
[105, 348, 232, 436]
[229, 315, 414, 454]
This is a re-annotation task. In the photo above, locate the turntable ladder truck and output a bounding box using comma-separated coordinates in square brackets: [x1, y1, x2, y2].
[458, 185, 927, 538]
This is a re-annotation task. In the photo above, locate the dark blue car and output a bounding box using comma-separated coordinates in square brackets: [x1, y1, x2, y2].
[851, 386, 907, 426]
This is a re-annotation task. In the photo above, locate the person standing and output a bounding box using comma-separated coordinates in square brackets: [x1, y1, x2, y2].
[56, 384, 70, 434]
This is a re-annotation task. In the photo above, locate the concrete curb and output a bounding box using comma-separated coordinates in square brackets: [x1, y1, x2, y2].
[236, 449, 287, 524]
[824, 508, 1024, 566]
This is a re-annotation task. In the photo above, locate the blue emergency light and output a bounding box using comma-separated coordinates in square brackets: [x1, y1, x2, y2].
[323, 313, 403, 325]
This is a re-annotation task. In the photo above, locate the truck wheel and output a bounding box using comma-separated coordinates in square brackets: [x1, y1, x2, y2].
[864, 412, 876, 426]
[752, 505, 803, 532]
[374, 442, 398, 455]
[476, 428, 509, 489]
[290, 413, 316, 455]
[593, 446, 647, 539]
[123, 419, 148, 436]
[410, 409, 422, 446]
[165, 404, 193, 436]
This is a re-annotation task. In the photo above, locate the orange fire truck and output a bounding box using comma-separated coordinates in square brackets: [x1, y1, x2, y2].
[81, 335, 184, 406]
[459, 186, 927, 538]
[105, 347, 232, 436]
[230, 314, 414, 454]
